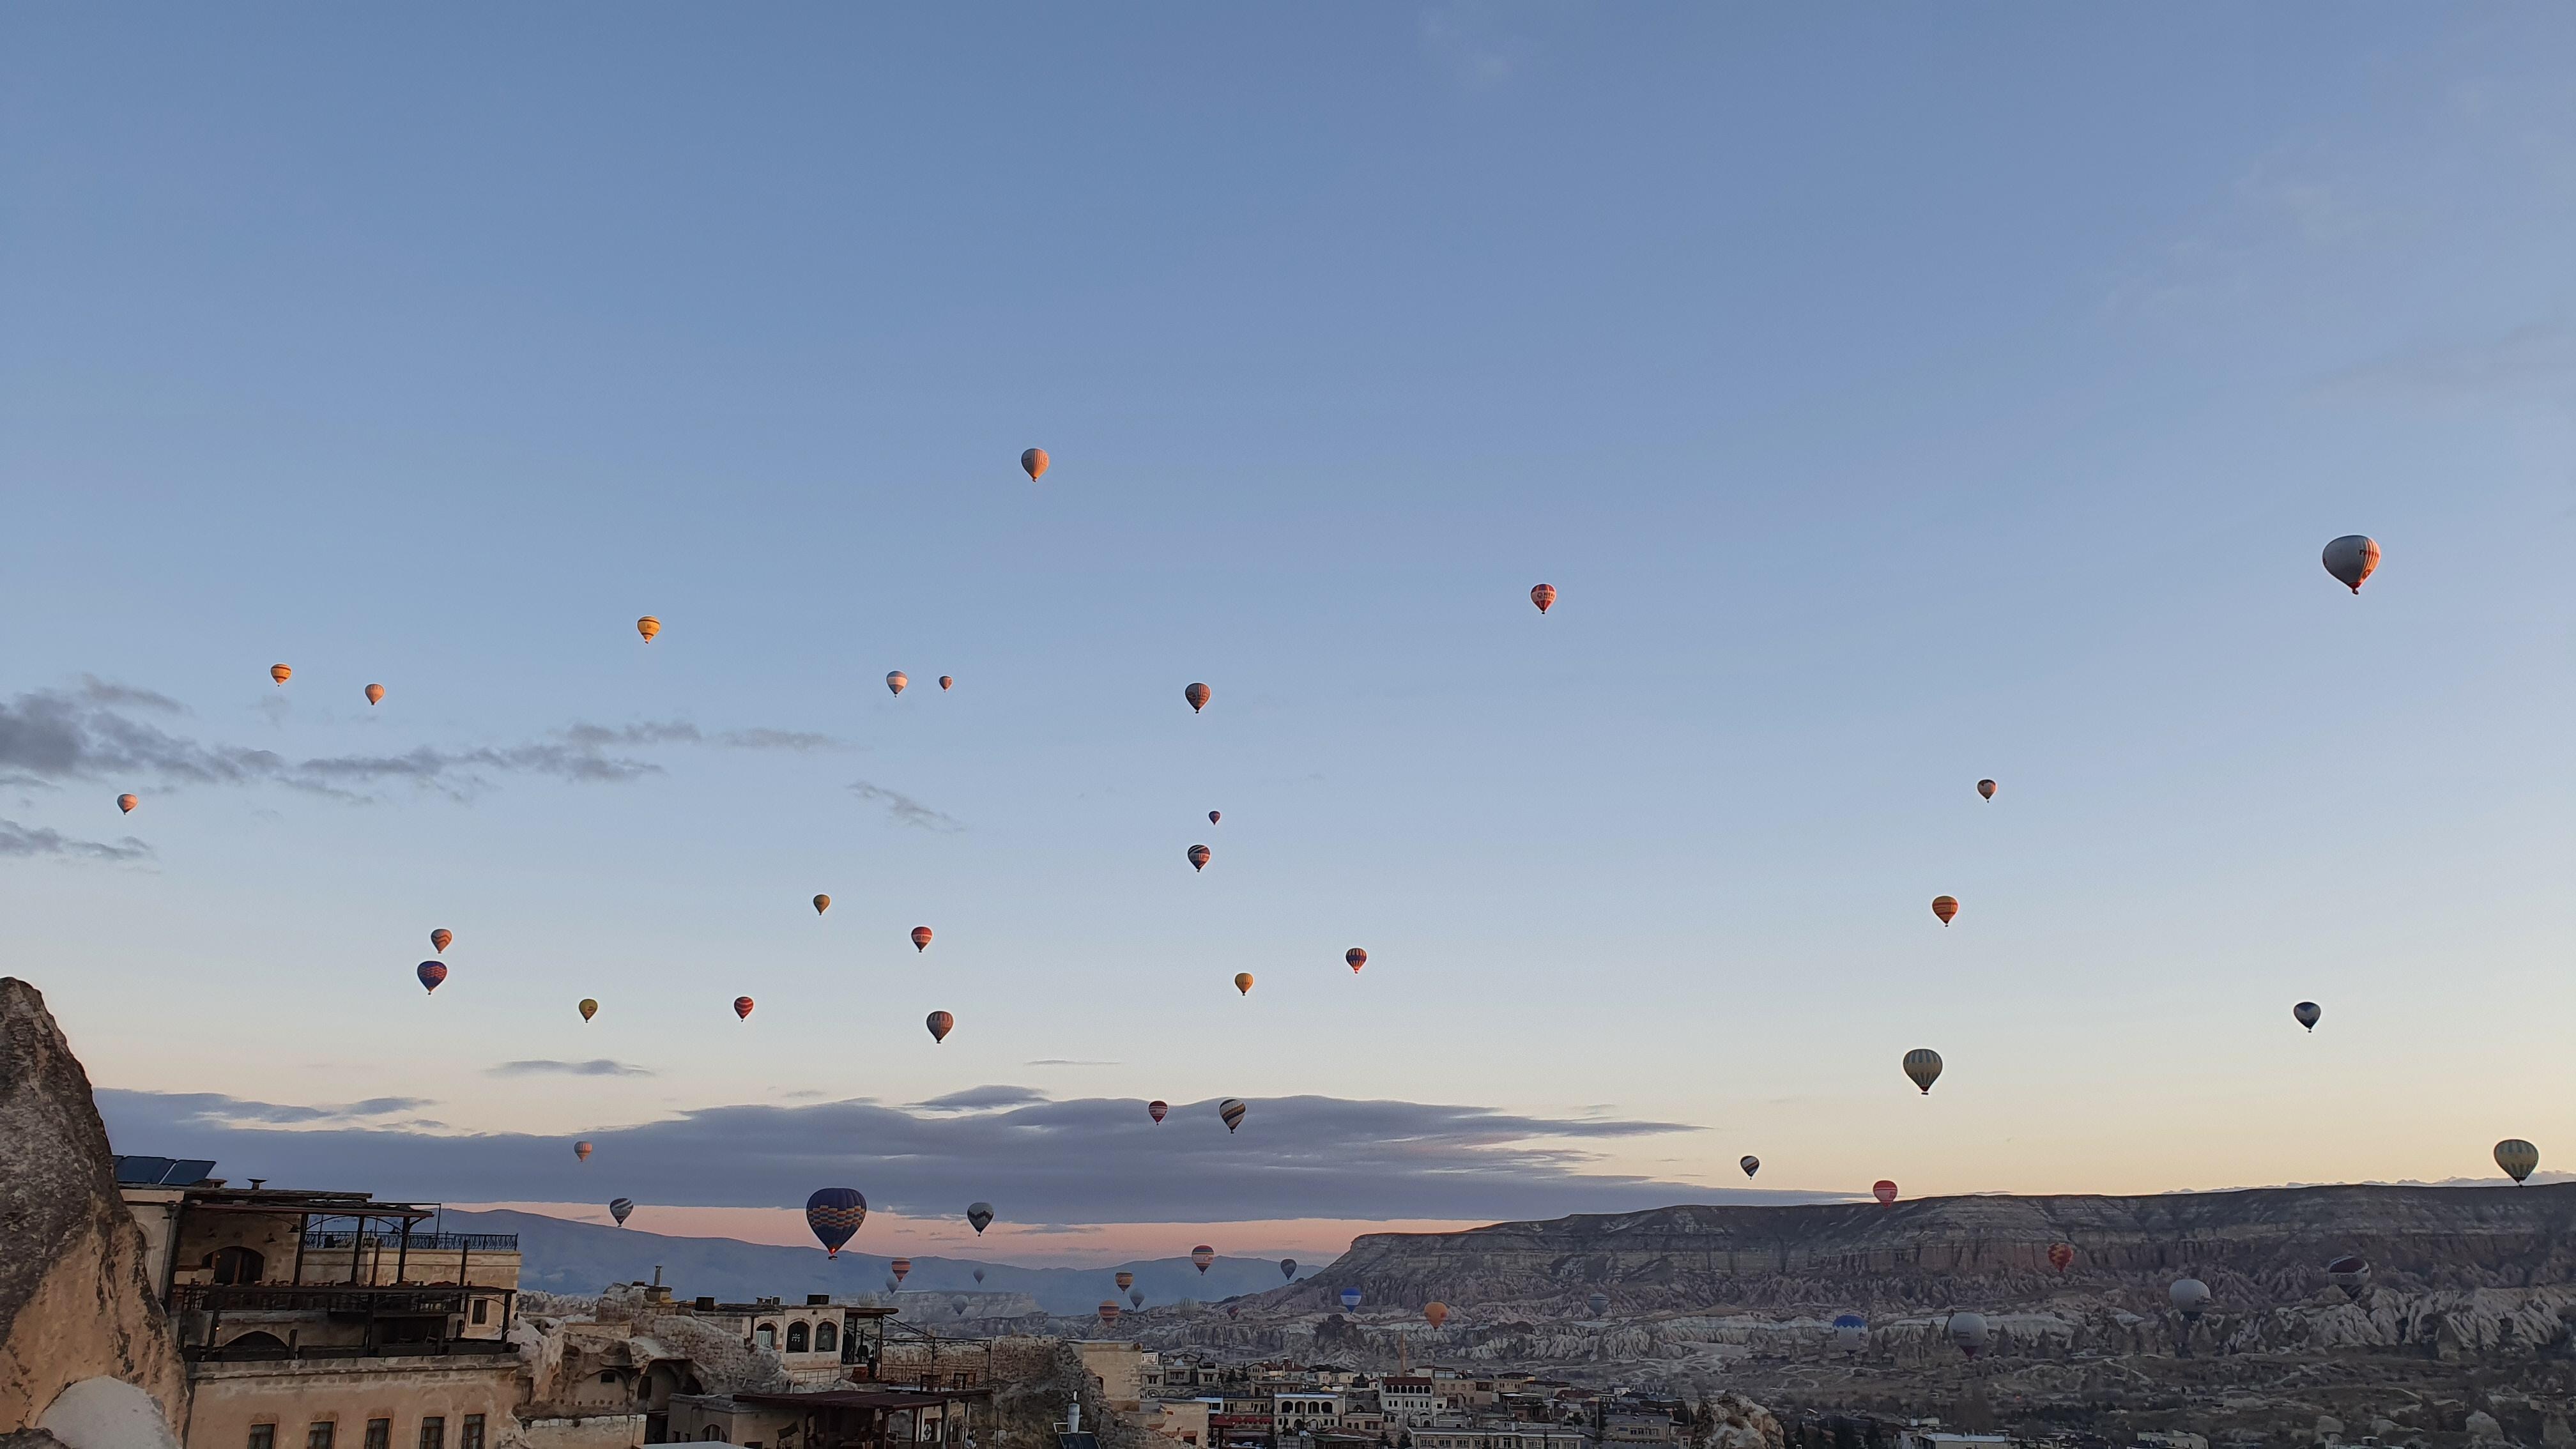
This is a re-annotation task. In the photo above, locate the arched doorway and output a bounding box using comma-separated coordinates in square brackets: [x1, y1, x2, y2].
[206, 1246, 266, 1285]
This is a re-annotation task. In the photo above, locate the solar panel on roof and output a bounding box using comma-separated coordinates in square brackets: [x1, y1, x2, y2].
[111, 1156, 216, 1186]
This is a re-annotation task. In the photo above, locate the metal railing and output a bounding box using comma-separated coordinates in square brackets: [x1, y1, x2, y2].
[300, 1232, 519, 1252]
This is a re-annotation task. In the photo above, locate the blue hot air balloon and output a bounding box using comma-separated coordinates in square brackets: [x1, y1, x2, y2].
[1280, 1259, 1297, 1280]
[805, 1188, 868, 1258]
[1339, 1287, 1363, 1312]
[1833, 1314, 1867, 1351]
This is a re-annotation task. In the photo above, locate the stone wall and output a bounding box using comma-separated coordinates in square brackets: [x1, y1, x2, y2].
[516, 1413, 645, 1449]
[184, 1356, 523, 1449]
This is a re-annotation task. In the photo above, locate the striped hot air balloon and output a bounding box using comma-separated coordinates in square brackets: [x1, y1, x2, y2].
[270, 664, 293, 686]
[1903, 1048, 1943, 1094]
[2322, 535, 2380, 594]
[2496, 1139, 2540, 1184]
[733, 996, 755, 1021]
[1097, 1300, 1121, 1326]
[572, 1140, 593, 1162]
[912, 926, 933, 952]
[1931, 895, 1958, 926]
[926, 1010, 954, 1043]
[1116, 1271, 1134, 1291]
[1184, 682, 1210, 713]
[891, 1258, 912, 1284]
[1148, 1100, 1168, 1123]
[1191, 1245, 1215, 1274]
[805, 1188, 866, 1257]
[636, 617, 661, 641]
[416, 961, 447, 994]
[2048, 1243, 2074, 1273]
[610, 1197, 634, 1227]
[1218, 1098, 1246, 1133]
[1189, 844, 1211, 871]
[1346, 948, 1367, 974]
[1339, 1287, 1363, 1312]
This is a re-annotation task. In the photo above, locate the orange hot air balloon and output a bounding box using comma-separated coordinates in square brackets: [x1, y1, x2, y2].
[574, 1140, 594, 1162]
[1423, 1302, 1449, 1329]
[1116, 1271, 1135, 1292]
[1184, 682, 1210, 713]
[116, 793, 138, 813]
[1530, 584, 1556, 614]
[1346, 947, 1367, 974]
[891, 1258, 912, 1283]
[939, 675, 953, 691]
[813, 894, 831, 916]
[270, 664, 293, 686]
[1873, 1180, 1898, 1206]
[733, 996, 755, 1021]
[911, 926, 933, 952]
[1096, 1300, 1120, 1326]
[1233, 972, 1255, 996]
[887, 671, 908, 696]
[2323, 535, 2380, 594]
[926, 1010, 954, 1043]
[365, 683, 386, 705]
[1977, 779, 1996, 801]
[1022, 448, 1049, 482]
[1931, 895, 1958, 926]
[1188, 844, 1211, 872]
[636, 617, 661, 641]
[429, 928, 453, 954]
[2048, 1243, 2074, 1273]
[578, 998, 599, 1022]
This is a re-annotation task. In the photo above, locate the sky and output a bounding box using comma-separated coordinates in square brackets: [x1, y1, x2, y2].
[7, 6, 2575, 1266]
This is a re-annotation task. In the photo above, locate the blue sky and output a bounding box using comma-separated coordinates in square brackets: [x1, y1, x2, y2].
[7, 6, 2574, 1251]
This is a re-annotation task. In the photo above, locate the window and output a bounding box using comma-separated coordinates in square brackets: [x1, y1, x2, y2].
[250, 1427, 277, 1449]
[471, 1299, 489, 1325]
[365, 1422, 390, 1449]
[309, 1424, 337, 1449]
[814, 1321, 837, 1353]
[461, 1416, 485, 1449]
[420, 1418, 446, 1449]
[601, 1371, 622, 1384]
[754, 1322, 777, 1350]
[209, 1245, 267, 1285]
[785, 1322, 809, 1353]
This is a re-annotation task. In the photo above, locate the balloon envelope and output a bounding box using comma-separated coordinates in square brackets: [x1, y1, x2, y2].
[2496, 1138, 2540, 1183]
[1192, 1245, 1215, 1273]
[1872, 1180, 1897, 1206]
[891, 1259, 912, 1282]
[1219, 1098, 1247, 1132]
[636, 617, 660, 641]
[1977, 779, 1996, 800]
[1586, 1292, 1608, 1317]
[1232, 972, 1253, 995]
[1184, 682, 1210, 712]
[573, 1140, 593, 1162]
[1116, 1271, 1135, 1291]
[912, 926, 933, 952]
[416, 961, 447, 993]
[939, 676, 953, 691]
[2048, 1243, 2074, 1273]
[365, 684, 385, 705]
[429, 928, 452, 954]
[116, 793, 137, 813]
[926, 1010, 954, 1043]
[1339, 1288, 1363, 1312]
[1530, 584, 1556, 614]
[610, 1197, 633, 1226]
[1903, 1048, 1943, 1094]
[270, 664, 292, 685]
[733, 996, 755, 1020]
[2294, 1000, 2321, 1032]
[972, 1268, 985, 1284]
[1833, 1313, 1866, 1350]
[1129, 1289, 1144, 1308]
[1148, 1100, 1168, 1123]
[1947, 1312, 1991, 1357]
[886, 671, 908, 696]
[1346, 947, 1367, 974]
[1740, 1156, 1759, 1178]
[578, 998, 598, 1022]
[1022, 448, 1049, 482]
[1097, 1301, 1120, 1325]
[1190, 844, 1211, 871]
[813, 894, 831, 915]
[1423, 1302, 1448, 1328]
[2170, 1278, 2211, 1318]
[2326, 1255, 2371, 1296]
[2322, 534, 2381, 594]
[967, 1202, 995, 1234]
[1208, 810, 1221, 824]
[805, 1188, 866, 1257]
[1280, 1259, 1296, 1280]
[1931, 895, 1958, 926]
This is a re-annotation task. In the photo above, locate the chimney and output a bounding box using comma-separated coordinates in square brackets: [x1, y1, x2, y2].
[249, 1179, 266, 1190]
[653, 1266, 664, 1287]
[696, 1296, 717, 1311]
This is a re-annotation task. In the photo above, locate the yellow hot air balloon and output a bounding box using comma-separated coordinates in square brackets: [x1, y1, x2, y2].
[365, 683, 386, 705]
[1022, 447, 1049, 482]
[1424, 1302, 1449, 1329]
[2496, 1138, 2540, 1184]
[636, 617, 661, 641]
[1931, 895, 1958, 926]
[887, 671, 908, 696]
[1185, 682, 1210, 713]
[813, 894, 831, 915]
[578, 998, 599, 1022]
[1234, 972, 1255, 996]
[270, 664, 293, 686]
[116, 793, 138, 814]
[429, 928, 453, 954]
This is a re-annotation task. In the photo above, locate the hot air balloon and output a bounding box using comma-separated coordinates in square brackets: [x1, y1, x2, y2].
[1423, 1302, 1448, 1329]
[891, 1259, 912, 1284]
[1227, 1305, 1239, 1319]
[973, 1268, 986, 1284]
[417, 961, 447, 993]
[1097, 1301, 1120, 1326]
[578, 998, 598, 1022]
[805, 1189, 867, 1257]
[1232, 972, 1254, 995]
[1977, 779, 1996, 800]
[1530, 584, 1556, 614]
[1931, 896, 1958, 926]
[1219, 1098, 1246, 1132]
[1903, 1048, 1943, 1094]
[1192, 1245, 1215, 1274]
[1129, 1289, 1145, 1308]
[116, 793, 137, 813]
[885, 1278, 900, 1294]
[2496, 1138, 2540, 1184]
[1832, 1313, 1866, 1351]
[2170, 1278, 2211, 1321]
[574, 1140, 594, 1162]
[610, 1197, 634, 1227]
[1022, 448, 1049, 482]
[1873, 1180, 1898, 1206]
[636, 617, 661, 641]
[1149, 1100, 1169, 1123]
[1947, 1312, 1991, 1359]
[1346, 948, 1367, 974]
[1190, 844, 1211, 871]
[967, 1202, 995, 1234]
[430, 928, 452, 954]
[813, 894, 831, 915]
[1184, 682, 1210, 713]
[939, 676, 953, 691]
[1280, 1259, 1296, 1280]
[1586, 1292, 1608, 1317]
[2294, 1001, 2321, 1032]
[1208, 810, 1221, 824]
[887, 671, 908, 696]
[2326, 1255, 2370, 1297]
[1740, 1156, 1759, 1178]
[953, 1296, 969, 1315]
[912, 926, 933, 952]
[1116, 1271, 1137, 1292]
[1339, 1287, 1363, 1312]
[270, 664, 292, 686]
[365, 684, 385, 705]
[926, 1010, 954, 1043]
[2322, 535, 2380, 594]
[2048, 1243, 2074, 1273]
[733, 996, 755, 1021]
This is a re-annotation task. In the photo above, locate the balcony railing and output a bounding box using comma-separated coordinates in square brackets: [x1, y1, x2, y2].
[300, 1232, 519, 1252]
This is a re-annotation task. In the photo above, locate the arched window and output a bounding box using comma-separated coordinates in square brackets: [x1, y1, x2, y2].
[206, 1246, 266, 1285]
[814, 1322, 838, 1353]
[754, 1323, 777, 1351]
[785, 1322, 809, 1353]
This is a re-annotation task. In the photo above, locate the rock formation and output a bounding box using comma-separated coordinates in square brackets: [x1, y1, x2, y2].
[0, 977, 187, 1442]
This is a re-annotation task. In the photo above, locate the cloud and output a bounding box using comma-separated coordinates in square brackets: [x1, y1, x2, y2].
[126, 1091, 438, 1128]
[0, 683, 836, 802]
[90, 1087, 1761, 1224]
[486, 1060, 656, 1079]
[847, 780, 962, 831]
[2313, 321, 2576, 404]
[0, 818, 152, 862]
